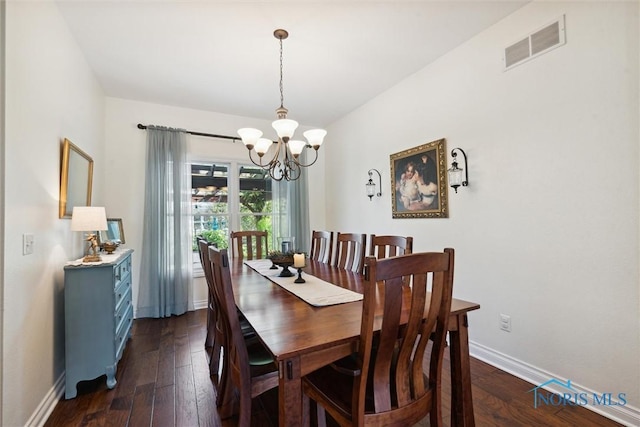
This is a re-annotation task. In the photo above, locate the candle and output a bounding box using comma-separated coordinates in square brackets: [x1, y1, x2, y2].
[293, 253, 305, 268]
[282, 241, 291, 253]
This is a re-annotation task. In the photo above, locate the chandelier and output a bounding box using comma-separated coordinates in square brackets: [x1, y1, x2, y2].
[237, 29, 326, 181]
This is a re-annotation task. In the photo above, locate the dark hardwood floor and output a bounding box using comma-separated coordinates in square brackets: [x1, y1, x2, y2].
[45, 310, 622, 427]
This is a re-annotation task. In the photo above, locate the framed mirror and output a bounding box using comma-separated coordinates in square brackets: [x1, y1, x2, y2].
[98, 218, 125, 245]
[59, 139, 94, 218]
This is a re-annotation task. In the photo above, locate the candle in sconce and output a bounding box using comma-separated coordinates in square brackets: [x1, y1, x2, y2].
[293, 253, 305, 268]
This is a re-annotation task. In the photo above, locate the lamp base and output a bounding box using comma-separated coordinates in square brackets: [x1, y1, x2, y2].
[82, 254, 102, 263]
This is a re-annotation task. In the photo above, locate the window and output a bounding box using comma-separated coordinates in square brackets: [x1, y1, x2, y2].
[192, 163, 230, 251]
[191, 161, 275, 275]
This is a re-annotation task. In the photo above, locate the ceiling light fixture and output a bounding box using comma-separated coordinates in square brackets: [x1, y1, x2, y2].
[237, 29, 326, 181]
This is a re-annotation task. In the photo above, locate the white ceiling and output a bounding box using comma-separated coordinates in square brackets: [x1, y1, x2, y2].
[56, 1, 528, 128]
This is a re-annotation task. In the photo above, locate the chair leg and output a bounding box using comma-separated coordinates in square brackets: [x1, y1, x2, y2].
[238, 387, 252, 427]
[205, 315, 215, 349]
[209, 339, 221, 378]
[316, 403, 327, 427]
[302, 393, 311, 427]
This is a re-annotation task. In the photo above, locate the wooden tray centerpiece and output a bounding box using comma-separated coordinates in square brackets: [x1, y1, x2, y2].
[267, 251, 295, 277]
[268, 250, 306, 277]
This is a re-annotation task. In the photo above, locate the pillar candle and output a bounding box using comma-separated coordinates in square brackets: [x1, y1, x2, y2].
[293, 253, 305, 268]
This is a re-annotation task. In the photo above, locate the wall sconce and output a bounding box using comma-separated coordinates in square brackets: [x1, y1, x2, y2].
[448, 148, 468, 193]
[365, 169, 382, 200]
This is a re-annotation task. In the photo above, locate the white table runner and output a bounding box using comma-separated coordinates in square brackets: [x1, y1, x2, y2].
[244, 259, 363, 307]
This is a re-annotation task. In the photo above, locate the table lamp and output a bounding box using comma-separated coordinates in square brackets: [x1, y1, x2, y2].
[71, 206, 108, 262]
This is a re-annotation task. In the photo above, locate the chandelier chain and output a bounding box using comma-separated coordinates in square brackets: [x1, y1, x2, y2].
[279, 37, 284, 109]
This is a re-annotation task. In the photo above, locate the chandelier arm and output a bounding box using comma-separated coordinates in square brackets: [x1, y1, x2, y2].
[283, 157, 301, 181]
[291, 148, 319, 168]
[247, 149, 274, 169]
[268, 160, 285, 181]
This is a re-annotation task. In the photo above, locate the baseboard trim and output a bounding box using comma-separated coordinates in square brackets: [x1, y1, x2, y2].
[469, 341, 640, 427]
[193, 298, 207, 310]
[26, 373, 64, 427]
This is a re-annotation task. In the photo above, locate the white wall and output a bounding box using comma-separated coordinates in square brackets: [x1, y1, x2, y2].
[324, 0, 639, 420]
[3, 2, 106, 426]
[104, 97, 327, 312]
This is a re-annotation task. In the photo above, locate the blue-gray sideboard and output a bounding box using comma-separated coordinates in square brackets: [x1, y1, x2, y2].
[64, 249, 134, 399]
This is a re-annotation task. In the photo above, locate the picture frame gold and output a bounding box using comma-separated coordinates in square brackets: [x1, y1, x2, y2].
[59, 138, 94, 219]
[390, 138, 449, 218]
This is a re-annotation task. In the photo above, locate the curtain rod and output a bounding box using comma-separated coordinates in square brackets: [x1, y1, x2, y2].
[137, 123, 239, 142]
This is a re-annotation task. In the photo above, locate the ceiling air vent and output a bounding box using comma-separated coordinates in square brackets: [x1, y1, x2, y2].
[504, 15, 566, 71]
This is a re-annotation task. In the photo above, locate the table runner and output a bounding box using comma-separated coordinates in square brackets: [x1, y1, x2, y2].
[244, 259, 363, 307]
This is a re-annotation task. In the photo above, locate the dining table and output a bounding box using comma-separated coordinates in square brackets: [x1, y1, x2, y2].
[229, 257, 481, 427]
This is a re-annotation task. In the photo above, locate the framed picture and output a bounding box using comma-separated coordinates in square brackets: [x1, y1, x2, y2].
[59, 138, 94, 219]
[390, 138, 448, 218]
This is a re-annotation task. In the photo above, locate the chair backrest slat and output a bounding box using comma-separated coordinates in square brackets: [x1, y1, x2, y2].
[333, 232, 366, 274]
[310, 230, 334, 264]
[369, 234, 413, 260]
[230, 230, 268, 260]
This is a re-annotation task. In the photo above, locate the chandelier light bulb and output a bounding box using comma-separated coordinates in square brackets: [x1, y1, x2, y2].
[272, 119, 299, 141]
[255, 138, 273, 156]
[288, 140, 306, 157]
[237, 128, 263, 150]
[303, 129, 327, 149]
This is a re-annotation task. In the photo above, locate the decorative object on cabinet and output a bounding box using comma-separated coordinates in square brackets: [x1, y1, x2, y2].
[390, 138, 449, 219]
[365, 168, 382, 200]
[71, 206, 108, 262]
[98, 218, 125, 247]
[59, 138, 94, 219]
[64, 249, 134, 399]
[448, 147, 469, 193]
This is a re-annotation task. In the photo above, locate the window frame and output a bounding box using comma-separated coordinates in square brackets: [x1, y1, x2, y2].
[190, 158, 275, 277]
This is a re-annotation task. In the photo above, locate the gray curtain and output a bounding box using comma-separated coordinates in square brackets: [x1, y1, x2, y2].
[272, 152, 310, 253]
[137, 126, 191, 318]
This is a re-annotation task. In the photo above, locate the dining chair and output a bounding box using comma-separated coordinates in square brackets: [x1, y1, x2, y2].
[369, 234, 413, 259]
[333, 232, 367, 274]
[199, 240, 259, 410]
[303, 249, 455, 427]
[230, 230, 268, 260]
[209, 246, 279, 425]
[309, 230, 334, 264]
[197, 239, 218, 369]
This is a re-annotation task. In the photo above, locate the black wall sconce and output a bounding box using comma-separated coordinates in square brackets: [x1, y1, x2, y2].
[448, 148, 468, 193]
[365, 169, 382, 200]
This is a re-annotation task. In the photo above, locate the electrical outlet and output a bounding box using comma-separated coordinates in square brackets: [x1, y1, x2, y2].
[23, 233, 34, 255]
[499, 313, 511, 332]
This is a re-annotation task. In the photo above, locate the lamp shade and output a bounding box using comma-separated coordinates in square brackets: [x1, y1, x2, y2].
[303, 129, 327, 149]
[71, 206, 108, 232]
[288, 139, 306, 156]
[448, 166, 464, 188]
[255, 138, 273, 156]
[272, 119, 298, 140]
[237, 128, 263, 149]
[366, 180, 376, 198]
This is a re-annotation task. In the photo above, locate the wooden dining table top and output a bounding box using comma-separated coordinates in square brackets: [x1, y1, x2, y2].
[229, 258, 481, 362]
